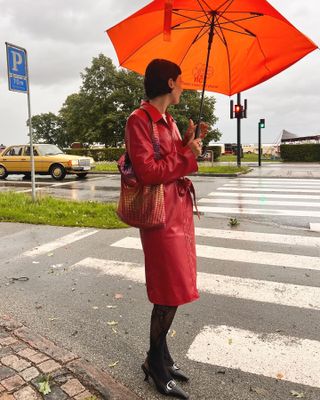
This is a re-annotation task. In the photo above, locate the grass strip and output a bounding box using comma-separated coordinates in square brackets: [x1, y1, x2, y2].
[94, 162, 250, 174]
[0, 192, 126, 229]
[198, 165, 250, 174]
[219, 154, 281, 162]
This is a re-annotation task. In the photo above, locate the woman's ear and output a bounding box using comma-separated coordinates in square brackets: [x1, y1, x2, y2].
[168, 78, 174, 89]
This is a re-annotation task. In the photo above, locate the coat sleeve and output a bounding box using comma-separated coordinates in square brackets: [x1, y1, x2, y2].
[126, 113, 198, 185]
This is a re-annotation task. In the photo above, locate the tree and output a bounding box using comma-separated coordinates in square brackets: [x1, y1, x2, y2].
[29, 112, 69, 148]
[31, 54, 221, 147]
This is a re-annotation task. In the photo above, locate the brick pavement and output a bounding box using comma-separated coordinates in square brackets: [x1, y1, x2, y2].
[0, 315, 141, 400]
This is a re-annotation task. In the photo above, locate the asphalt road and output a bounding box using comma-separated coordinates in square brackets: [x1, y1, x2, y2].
[0, 168, 320, 399]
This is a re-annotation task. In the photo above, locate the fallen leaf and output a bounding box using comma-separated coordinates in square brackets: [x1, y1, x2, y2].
[112, 327, 118, 334]
[38, 375, 52, 395]
[107, 305, 117, 309]
[47, 253, 54, 257]
[170, 329, 176, 338]
[32, 261, 40, 264]
[228, 338, 232, 345]
[92, 306, 99, 310]
[276, 372, 284, 380]
[290, 390, 305, 398]
[114, 293, 123, 299]
[107, 321, 118, 326]
[108, 360, 119, 368]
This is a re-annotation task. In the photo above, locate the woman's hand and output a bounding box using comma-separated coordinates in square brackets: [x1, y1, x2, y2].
[197, 121, 209, 139]
[182, 119, 195, 147]
[188, 138, 203, 158]
[182, 120, 209, 147]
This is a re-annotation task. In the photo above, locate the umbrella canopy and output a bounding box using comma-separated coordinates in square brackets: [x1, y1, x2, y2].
[107, 0, 318, 96]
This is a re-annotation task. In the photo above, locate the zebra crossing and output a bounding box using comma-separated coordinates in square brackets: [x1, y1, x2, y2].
[197, 177, 320, 223]
[69, 224, 320, 390]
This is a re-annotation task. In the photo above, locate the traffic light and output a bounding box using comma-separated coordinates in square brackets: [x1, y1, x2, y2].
[234, 104, 243, 118]
[259, 118, 265, 128]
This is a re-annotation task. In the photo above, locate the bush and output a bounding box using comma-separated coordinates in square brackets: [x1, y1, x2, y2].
[65, 147, 125, 161]
[205, 145, 221, 161]
[280, 144, 320, 162]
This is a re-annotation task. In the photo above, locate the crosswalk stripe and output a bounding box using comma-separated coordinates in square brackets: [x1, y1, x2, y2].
[111, 237, 320, 271]
[218, 187, 320, 193]
[196, 205, 320, 218]
[209, 192, 320, 200]
[198, 197, 320, 208]
[194, 227, 320, 247]
[187, 325, 320, 388]
[239, 178, 320, 183]
[23, 229, 99, 257]
[224, 184, 320, 189]
[69, 258, 320, 310]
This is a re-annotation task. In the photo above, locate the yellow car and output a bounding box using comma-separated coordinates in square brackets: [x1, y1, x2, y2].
[0, 144, 95, 180]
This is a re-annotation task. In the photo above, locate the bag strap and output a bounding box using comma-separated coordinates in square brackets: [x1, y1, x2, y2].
[139, 107, 161, 160]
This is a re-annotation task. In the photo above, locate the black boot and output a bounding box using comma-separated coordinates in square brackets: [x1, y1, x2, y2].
[164, 339, 189, 382]
[143, 304, 189, 399]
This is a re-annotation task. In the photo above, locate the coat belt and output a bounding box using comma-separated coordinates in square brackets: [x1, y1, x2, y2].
[177, 177, 200, 219]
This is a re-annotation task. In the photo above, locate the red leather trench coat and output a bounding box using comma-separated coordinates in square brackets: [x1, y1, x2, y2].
[125, 101, 199, 306]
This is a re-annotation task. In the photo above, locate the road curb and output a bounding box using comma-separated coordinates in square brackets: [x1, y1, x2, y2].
[0, 315, 141, 400]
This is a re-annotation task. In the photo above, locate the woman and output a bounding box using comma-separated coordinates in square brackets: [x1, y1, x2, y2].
[125, 59, 206, 399]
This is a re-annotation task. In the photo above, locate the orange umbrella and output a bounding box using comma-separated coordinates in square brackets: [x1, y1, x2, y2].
[107, 0, 317, 95]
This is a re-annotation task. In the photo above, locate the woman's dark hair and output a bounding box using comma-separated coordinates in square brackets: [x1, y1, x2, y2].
[144, 59, 182, 99]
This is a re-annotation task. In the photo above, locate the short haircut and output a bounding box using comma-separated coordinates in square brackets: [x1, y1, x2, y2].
[144, 59, 182, 99]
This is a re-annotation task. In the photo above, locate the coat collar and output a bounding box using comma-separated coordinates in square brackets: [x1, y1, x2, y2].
[140, 100, 174, 125]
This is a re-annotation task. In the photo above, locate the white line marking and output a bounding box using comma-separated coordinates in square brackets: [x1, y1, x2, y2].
[111, 237, 320, 271]
[209, 192, 320, 200]
[218, 187, 320, 193]
[310, 223, 320, 233]
[239, 178, 320, 183]
[70, 258, 320, 310]
[23, 229, 99, 257]
[194, 227, 320, 247]
[187, 325, 320, 388]
[197, 205, 320, 218]
[224, 184, 320, 190]
[198, 197, 320, 208]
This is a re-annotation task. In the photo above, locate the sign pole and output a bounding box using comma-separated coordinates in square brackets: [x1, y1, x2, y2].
[25, 50, 36, 201]
[258, 122, 261, 167]
[6, 43, 36, 201]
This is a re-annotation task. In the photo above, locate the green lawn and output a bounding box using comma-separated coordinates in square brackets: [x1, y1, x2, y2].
[0, 192, 126, 229]
[94, 162, 250, 174]
[219, 153, 281, 162]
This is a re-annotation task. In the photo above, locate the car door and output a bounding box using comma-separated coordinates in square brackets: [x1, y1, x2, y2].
[1, 146, 25, 172]
[23, 146, 41, 172]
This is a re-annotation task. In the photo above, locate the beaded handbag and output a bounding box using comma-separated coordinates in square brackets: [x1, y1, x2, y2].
[117, 109, 165, 229]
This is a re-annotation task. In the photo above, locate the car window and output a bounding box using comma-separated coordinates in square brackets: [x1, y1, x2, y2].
[4, 146, 24, 156]
[24, 147, 39, 156]
[37, 144, 64, 156]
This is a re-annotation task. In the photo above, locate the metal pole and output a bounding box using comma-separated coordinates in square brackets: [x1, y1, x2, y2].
[236, 92, 241, 167]
[25, 50, 36, 201]
[258, 122, 261, 167]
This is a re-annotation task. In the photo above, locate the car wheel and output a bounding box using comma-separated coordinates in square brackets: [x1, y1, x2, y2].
[0, 165, 8, 179]
[50, 164, 66, 181]
[76, 173, 88, 179]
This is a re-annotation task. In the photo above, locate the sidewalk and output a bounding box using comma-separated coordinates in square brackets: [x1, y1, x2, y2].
[0, 315, 140, 400]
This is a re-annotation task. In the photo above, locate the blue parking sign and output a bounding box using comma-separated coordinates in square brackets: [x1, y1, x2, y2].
[6, 43, 28, 93]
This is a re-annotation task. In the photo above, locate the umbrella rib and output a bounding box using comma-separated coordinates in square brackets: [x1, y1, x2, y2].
[196, 0, 212, 25]
[215, 0, 234, 13]
[218, 14, 258, 36]
[178, 25, 209, 66]
[172, 10, 210, 28]
[219, 14, 263, 26]
[219, 26, 256, 37]
[215, 19, 233, 94]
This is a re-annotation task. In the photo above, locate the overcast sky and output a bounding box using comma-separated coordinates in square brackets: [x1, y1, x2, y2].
[0, 0, 319, 146]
